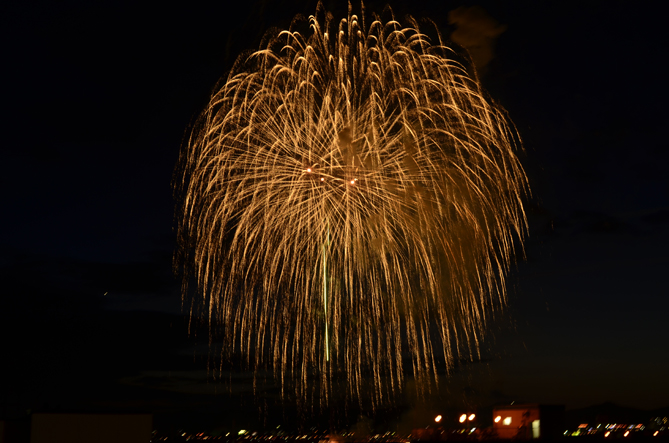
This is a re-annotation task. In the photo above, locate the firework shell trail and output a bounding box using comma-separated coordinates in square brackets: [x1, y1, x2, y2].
[175, 5, 528, 407]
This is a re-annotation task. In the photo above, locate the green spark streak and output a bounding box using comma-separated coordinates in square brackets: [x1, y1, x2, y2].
[323, 226, 330, 362]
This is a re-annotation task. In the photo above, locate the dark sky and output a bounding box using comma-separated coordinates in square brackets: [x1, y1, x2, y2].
[2, 0, 668, 432]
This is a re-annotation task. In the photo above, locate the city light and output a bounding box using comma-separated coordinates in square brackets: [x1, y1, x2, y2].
[459, 414, 467, 423]
[147, 420, 667, 443]
[468, 414, 476, 421]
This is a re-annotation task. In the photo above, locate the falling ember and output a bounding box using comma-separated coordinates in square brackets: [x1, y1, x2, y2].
[174, 4, 528, 406]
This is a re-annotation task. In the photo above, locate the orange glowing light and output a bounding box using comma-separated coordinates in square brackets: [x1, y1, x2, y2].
[494, 416, 501, 423]
[350, 180, 355, 185]
[624, 431, 630, 437]
[307, 168, 312, 173]
[654, 431, 659, 437]
[320, 178, 324, 181]
[435, 415, 442, 423]
[459, 414, 467, 423]
[605, 432, 611, 437]
[468, 414, 475, 421]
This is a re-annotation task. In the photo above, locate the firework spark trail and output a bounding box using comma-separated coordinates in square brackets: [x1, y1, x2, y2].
[175, 5, 528, 406]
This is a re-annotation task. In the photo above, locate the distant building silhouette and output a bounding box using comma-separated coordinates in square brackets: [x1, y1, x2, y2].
[492, 404, 565, 440]
[29, 413, 152, 443]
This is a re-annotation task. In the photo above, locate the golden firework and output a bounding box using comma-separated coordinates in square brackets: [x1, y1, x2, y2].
[175, 5, 528, 406]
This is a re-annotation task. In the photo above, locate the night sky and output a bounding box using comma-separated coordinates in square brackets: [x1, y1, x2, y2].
[2, 0, 668, 432]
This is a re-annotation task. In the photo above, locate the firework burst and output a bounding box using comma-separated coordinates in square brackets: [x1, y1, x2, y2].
[175, 5, 528, 406]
